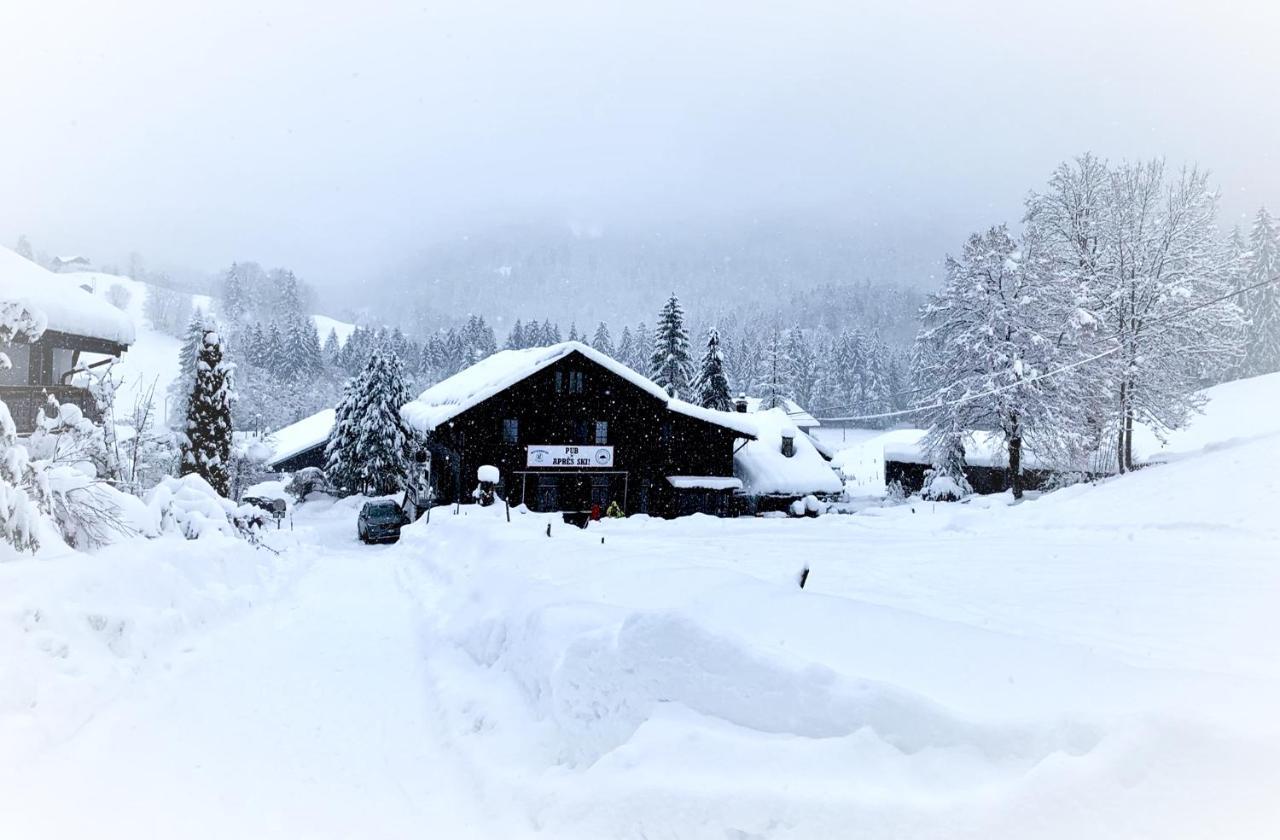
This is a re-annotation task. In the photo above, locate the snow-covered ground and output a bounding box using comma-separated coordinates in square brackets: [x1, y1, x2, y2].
[3, 375, 1279, 838]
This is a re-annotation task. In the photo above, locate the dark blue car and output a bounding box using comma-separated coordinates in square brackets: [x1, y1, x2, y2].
[357, 500, 409, 544]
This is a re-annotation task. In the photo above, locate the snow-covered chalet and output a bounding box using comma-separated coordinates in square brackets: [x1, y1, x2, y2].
[400, 341, 842, 517]
[0, 246, 135, 434]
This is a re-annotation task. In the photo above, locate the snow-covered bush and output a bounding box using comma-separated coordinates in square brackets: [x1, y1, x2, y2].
[105, 283, 132, 311]
[286, 466, 333, 502]
[788, 494, 823, 517]
[1, 401, 49, 555]
[146, 473, 266, 540]
[922, 472, 969, 502]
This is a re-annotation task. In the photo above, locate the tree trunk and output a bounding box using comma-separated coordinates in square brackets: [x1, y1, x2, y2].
[1123, 409, 1134, 473]
[1009, 434, 1023, 499]
[1116, 381, 1128, 474]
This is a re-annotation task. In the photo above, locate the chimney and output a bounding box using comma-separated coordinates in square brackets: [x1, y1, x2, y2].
[734, 393, 749, 413]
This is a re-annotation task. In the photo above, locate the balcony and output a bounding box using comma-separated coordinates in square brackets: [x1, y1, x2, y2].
[0, 385, 103, 435]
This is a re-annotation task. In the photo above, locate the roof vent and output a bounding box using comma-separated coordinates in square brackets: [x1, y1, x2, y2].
[781, 435, 795, 458]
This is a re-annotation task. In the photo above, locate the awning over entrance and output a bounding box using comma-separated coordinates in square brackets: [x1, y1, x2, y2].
[666, 476, 743, 491]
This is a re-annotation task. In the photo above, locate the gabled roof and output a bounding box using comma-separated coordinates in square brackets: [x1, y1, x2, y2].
[401, 341, 756, 438]
[0, 246, 135, 346]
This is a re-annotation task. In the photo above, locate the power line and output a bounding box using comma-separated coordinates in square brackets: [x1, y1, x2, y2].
[814, 273, 1279, 424]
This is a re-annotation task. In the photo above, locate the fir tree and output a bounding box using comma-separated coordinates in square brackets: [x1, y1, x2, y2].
[615, 326, 635, 369]
[324, 349, 416, 497]
[649, 294, 693, 397]
[506, 319, 525, 350]
[756, 326, 793, 409]
[179, 327, 235, 497]
[1243, 207, 1280, 376]
[322, 328, 341, 366]
[695, 328, 732, 410]
[568, 322, 580, 342]
[591, 321, 614, 356]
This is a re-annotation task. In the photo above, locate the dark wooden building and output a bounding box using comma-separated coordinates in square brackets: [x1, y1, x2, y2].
[1, 248, 135, 434]
[402, 342, 757, 517]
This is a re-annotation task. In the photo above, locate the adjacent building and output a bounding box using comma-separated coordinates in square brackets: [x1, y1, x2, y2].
[0, 246, 135, 434]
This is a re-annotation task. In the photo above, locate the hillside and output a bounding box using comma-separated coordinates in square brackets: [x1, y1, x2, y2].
[61, 268, 355, 416]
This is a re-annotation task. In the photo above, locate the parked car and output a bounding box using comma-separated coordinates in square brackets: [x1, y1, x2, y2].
[358, 500, 409, 544]
[243, 496, 287, 520]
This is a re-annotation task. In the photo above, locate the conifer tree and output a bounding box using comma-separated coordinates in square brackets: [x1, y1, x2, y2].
[324, 349, 416, 497]
[615, 326, 635, 369]
[756, 326, 793, 409]
[695, 328, 733, 410]
[568, 322, 580, 342]
[649, 294, 693, 397]
[591, 321, 614, 356]
[1243, 207, 1280, 376]
[322, 328, 341, 366]
[179, 327, 235, 497]
[506, 319, 525, 350]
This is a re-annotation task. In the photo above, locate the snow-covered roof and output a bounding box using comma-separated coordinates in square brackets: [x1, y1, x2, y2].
[0, 246, 136, 345]
[402, 341, 755, 438]
[737, 396, 821, 428]
[667, 397, 759, 437]
[666, 475, 744, 491]
[733, 408, 844, 497]
[264, 408, 336, 468]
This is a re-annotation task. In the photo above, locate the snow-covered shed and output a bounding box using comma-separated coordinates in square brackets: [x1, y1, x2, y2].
[1, 245, 136, 433]
[402, 341, 760, 517]
[263, 408, 337, 473]
[882, 430, 1101, 496]
[733, 408, 844, 511]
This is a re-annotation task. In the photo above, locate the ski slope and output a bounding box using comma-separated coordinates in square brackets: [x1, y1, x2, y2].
[2, 375, 1278, 838]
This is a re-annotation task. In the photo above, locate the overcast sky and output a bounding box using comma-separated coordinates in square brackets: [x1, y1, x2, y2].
[2, 0, 1278, 288]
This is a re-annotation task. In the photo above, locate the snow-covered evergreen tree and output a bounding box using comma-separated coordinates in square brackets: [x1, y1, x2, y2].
[1242, 207, 1280, 377]
[785, 326, 820, 410]
[322, 328, 341, 366]
[505, 319, 525, 350]
[649, 295, 694, 397]
[591, 321, 614, 357]
[324, 349, 416, 497]
[615, 326, 635, 369]
[179, 327, 235, 497]
[756, 327, 792, 409]
[695, 328, 733, 410]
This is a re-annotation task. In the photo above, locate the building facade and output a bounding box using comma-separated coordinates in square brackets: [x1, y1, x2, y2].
[402, 342, 757, 517]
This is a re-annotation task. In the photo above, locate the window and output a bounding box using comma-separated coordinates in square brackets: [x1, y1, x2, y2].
[782, 435, 796, 458]
[556, 369, 585, 394]
[594, 420, 608, 445]
[0, 344, 29, 386]
[503, 418, 519, 444]
[573, 419, 589, 444]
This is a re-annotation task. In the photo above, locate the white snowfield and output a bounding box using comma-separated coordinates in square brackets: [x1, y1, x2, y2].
[2, 375, 1279, 838]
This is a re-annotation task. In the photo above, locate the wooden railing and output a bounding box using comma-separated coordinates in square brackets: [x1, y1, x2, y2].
[0, 386, 102, 435]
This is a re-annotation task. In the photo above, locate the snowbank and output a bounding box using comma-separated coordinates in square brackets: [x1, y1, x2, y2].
[0, 246, 135, 345]
[0, 526, 303, 764]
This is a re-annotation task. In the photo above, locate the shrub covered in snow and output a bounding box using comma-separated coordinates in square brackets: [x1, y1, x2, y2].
[286, 467, 333, 503]
[146, 473, 267, 540]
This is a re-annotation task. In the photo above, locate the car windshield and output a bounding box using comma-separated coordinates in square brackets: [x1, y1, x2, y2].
[365, 504, 402, 523]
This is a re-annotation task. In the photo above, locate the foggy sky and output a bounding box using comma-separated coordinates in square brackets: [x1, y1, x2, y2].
[3, 0, 1278, 290]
